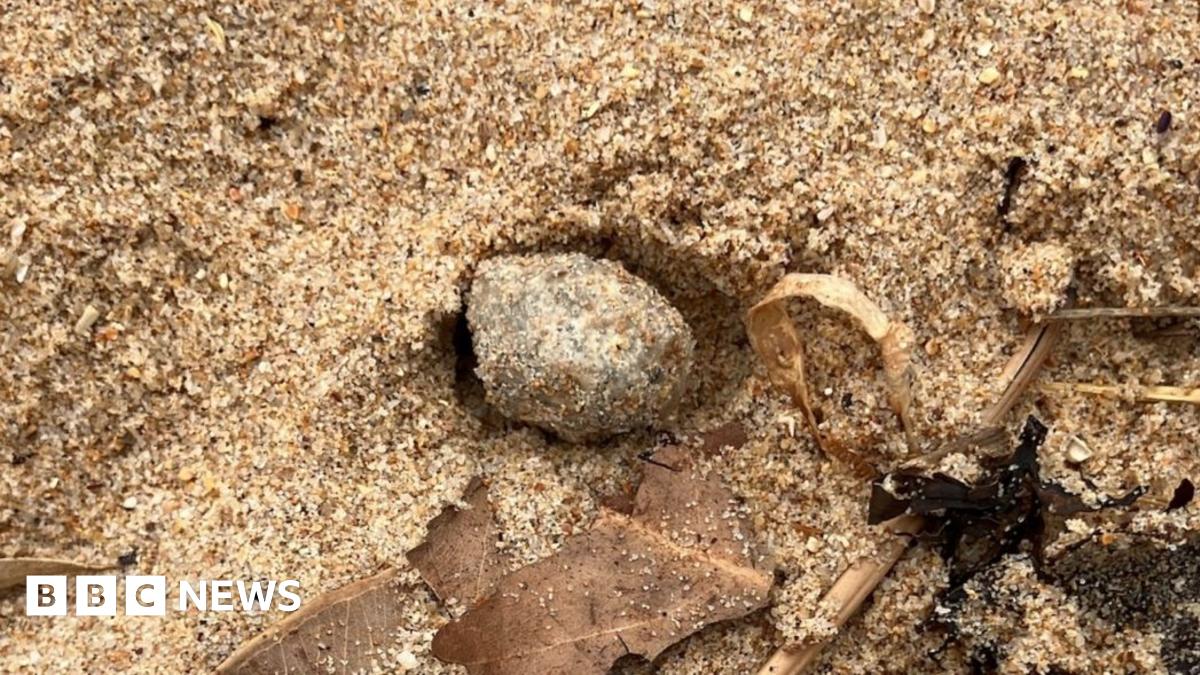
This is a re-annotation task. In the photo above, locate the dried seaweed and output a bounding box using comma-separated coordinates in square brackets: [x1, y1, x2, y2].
[746, 273, 915, 476]
[870, 417, 1144, 585]
[1167, 479, 1195, 511]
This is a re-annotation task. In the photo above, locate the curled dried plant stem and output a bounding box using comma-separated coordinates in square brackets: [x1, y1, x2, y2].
[746, 274, 917, 476]
[1040, 381, 1200, 405]
[757, 312, 1062, 675]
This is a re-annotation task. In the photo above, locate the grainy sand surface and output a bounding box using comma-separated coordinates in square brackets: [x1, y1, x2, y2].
[1, 1, 1198, 673]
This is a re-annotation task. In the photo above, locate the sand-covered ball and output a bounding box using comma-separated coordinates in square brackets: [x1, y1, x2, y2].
[466, 253, 695, 442]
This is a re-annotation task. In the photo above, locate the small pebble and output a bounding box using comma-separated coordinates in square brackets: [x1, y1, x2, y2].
[122, 496, 138, 510]
[978, 67, 1002, 85]
[1156, 110, 1172, 134]
[398, 650, 418, 671]
[1066, 436, 1093, 464]
[75, 304, 100, 336]
[467, 253, 694, 442]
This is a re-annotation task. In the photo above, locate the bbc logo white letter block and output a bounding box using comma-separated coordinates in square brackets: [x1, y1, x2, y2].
[25, 576, 67, 616]
[76, 576, 118, 616]
[125, 576, 167, 616]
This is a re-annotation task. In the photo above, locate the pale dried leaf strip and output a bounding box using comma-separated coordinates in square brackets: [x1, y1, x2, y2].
[746, 273, 916, 472]
[1047, 306, 1200, 321]
[1040, 381, 1200, 405]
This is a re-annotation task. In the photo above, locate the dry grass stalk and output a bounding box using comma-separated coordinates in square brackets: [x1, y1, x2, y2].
[1040, 381, 1200, 404]
[756, 314, 1062, 675]
[757, 515, 922, 675]
[746, 274, 916, 473]
[1047, 306, 1200, 321]
[0, 558, 113, 593]
[981, 320, 1064, 426]
[1133, 321, 1198, 340]
[903, 425, 1007, 471]
[1041, 305, 1200, 405]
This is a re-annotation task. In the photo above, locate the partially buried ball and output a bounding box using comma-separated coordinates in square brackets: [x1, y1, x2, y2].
[466, 253, 695, 442]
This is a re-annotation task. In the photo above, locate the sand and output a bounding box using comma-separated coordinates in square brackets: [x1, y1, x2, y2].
[1, 0, 1198, 673]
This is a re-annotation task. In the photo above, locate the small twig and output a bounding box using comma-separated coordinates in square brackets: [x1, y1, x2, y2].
[1040, 381, 1200, 405]
[636, 452, 682, 472]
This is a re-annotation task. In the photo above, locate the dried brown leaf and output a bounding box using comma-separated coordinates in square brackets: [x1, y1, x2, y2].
[408, 477, 512, 608]
[215, 568, 415, 675]
[0, 558, 112, 593]
[431, 446, 773, 675]
[746, 273, 915, 473]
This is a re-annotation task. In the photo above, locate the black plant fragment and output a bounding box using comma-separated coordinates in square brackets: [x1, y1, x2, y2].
[866, 417, 1200, 672]
[868, 416, 1145, 585]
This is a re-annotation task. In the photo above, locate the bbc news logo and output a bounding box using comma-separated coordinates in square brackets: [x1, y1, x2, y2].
[26, 576, 302, 616]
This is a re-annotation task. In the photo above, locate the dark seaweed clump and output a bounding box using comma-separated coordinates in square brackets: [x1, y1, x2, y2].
[870, 417, 1200, 673]
[869, 416, 1143, 585]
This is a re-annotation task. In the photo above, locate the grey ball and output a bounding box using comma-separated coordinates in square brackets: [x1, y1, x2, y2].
[466, 253, 695, 442]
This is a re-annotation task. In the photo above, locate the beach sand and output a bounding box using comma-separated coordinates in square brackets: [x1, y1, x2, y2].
[2, 1, 1198, 672]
